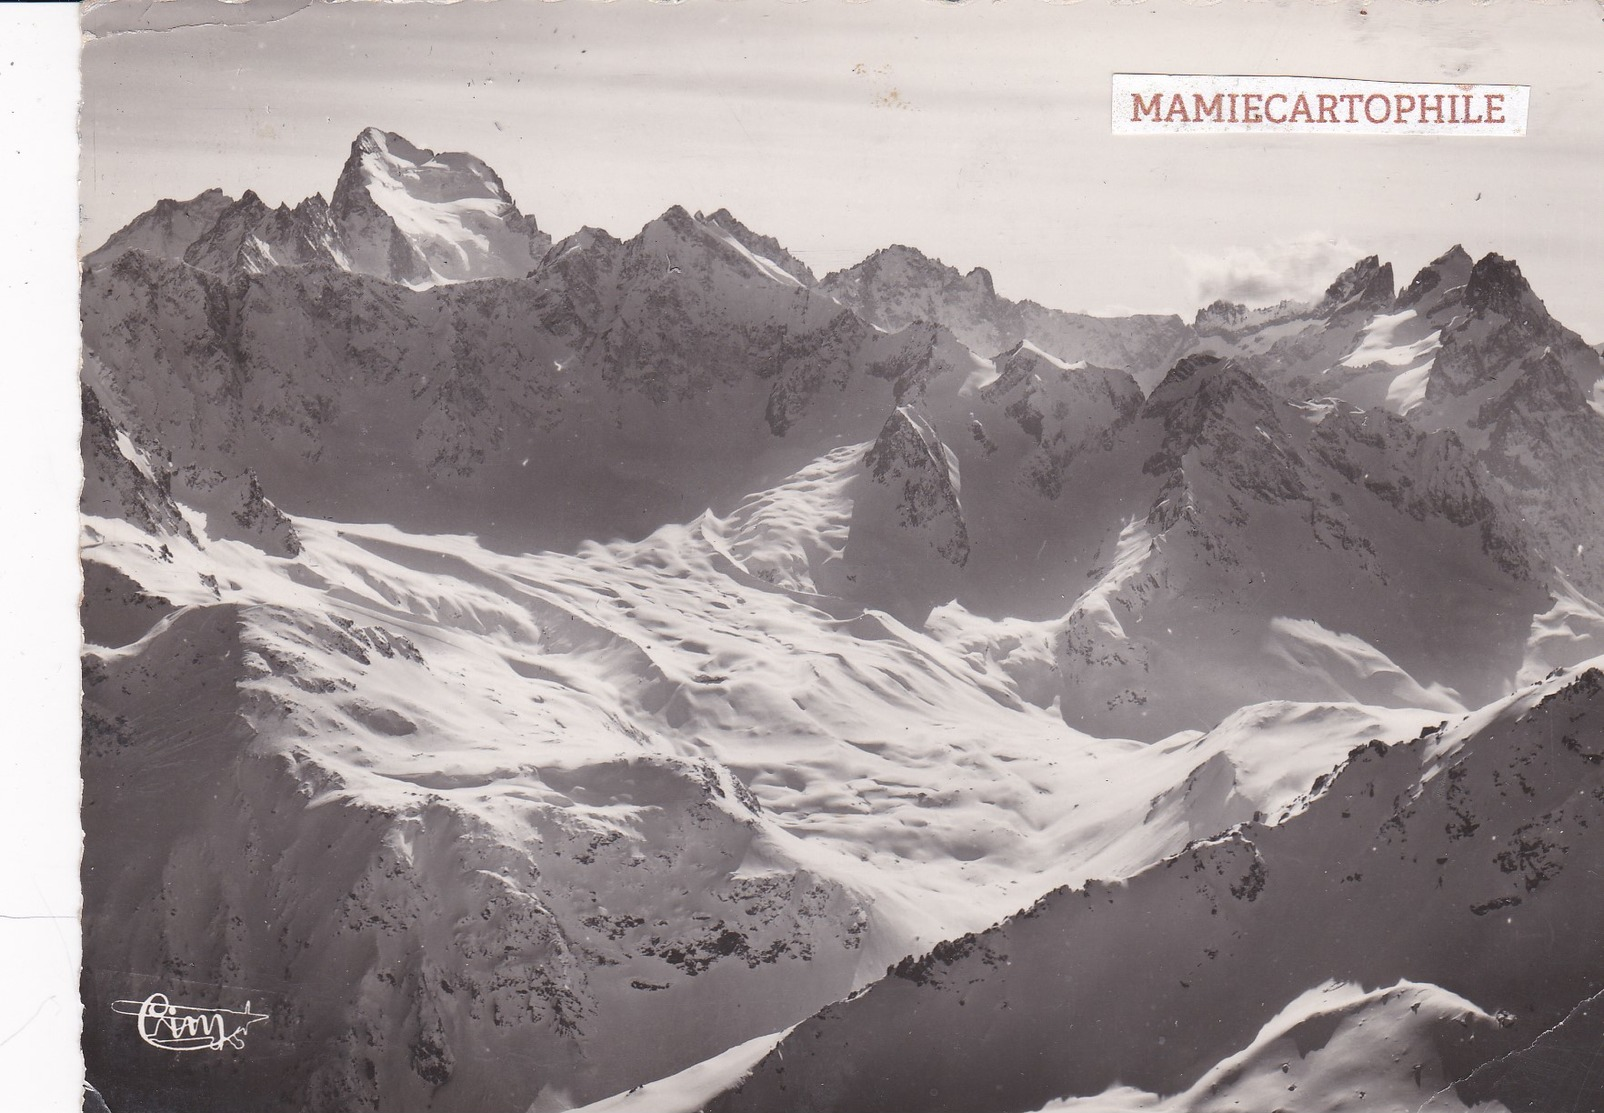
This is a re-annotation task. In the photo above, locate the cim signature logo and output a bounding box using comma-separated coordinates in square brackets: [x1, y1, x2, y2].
[111, 993, 270, 1052]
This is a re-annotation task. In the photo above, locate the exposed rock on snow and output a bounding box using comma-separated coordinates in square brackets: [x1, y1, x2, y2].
[81, 490, 1465, 1112]
[1188, 247, 1604, 598]
[821, 244, 1193, 390]
[84, 128, 552, 287]
[182, 190, 348, 277]
[80, 384, 194, 543]
[1396, 244, 1475, 315]
[83, 187, 235, 270]
[842, 405, 971, 623]
[711, 665, 1604, 1113]
[173, 464, 302, 557]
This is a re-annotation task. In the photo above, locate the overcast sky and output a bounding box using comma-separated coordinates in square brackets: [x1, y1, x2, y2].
[81, 0, 1604, 339]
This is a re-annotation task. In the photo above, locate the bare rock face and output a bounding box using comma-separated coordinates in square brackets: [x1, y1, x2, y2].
[820, 244, 1194, 391]
[1395, 243, 1475, 313]
[702, 207, 816, 286]
[1411, 254, 1604, 595]
[1049, 353, 1543, 739]
[173, 465, 302, 558]
[1424, 253, 1597, 406]
[1187, 247, 1604, 599]
[841, 405, 970, 624]
[183, 191, 347, 277]
[1312, 253, 1395, 319]
[83, 188, 236, 270]
[80, 384, 194, 543]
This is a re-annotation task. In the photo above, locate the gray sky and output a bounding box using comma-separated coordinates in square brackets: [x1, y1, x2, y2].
[81, 0, 1604, 339]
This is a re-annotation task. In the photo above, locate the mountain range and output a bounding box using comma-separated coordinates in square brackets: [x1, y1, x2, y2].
[80, 129, 1604, 1113]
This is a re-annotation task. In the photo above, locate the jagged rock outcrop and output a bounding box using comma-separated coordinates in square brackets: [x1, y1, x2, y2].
[702, 207, 816, 286]
[1403, 254, 1604, 593]
[821, 244, 1193, 390]
[80, 384, 194, 543]
[173, 465, 302, 558]
[1312, 253, 1394, 319]
[841, 406, 970, 623]
[1190, 256, 1402, 397]
[1423, 253, 1600, 409]
[182, 191, 347, 277]
[1046, 354, 1544, 737]
[83, 188, 235, 270]
[1189, 255, 1394, 346]
[1187, 248, 1604, 597]
[1396, 243, 1474, 313]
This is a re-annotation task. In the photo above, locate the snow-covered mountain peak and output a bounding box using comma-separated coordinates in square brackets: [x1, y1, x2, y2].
[87, 128, 553, 287]
[1396, 243, 1475, 313]
[1313, 253, 1394, 318]
[701, 207, 817, 286]
[614, 204, 814, 289]
[339, 127, 515, 207]
[83, 187, 237, 269]
[1462, 251, 1546, 323]
[843, 404, 972, 622]
[1144, 351, 1242, 407]
[80, 134, 1604, 1109]
[328, 127, 550, 285]
[821, 245, 1192, 390]
[1423, 250, 1593, 410]
[1192, 295, 1309, 337]
[351, 125, 418, 161]
[1193, 255, 1391, 342]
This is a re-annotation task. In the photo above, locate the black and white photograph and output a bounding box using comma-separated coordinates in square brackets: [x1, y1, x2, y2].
[70, 1, 1604, 1110]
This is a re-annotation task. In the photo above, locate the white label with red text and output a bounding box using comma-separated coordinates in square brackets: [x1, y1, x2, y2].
[1113, 75, 1528, 136]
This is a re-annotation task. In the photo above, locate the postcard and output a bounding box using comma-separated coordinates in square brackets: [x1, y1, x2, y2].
[77, 1, 1604, 1110]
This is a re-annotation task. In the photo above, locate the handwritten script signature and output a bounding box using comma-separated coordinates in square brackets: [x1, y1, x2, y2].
[111, 993, 270, 1052]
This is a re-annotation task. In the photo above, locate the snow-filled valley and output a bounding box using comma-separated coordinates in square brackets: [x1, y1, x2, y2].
[79, 130, 1604, 1113]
